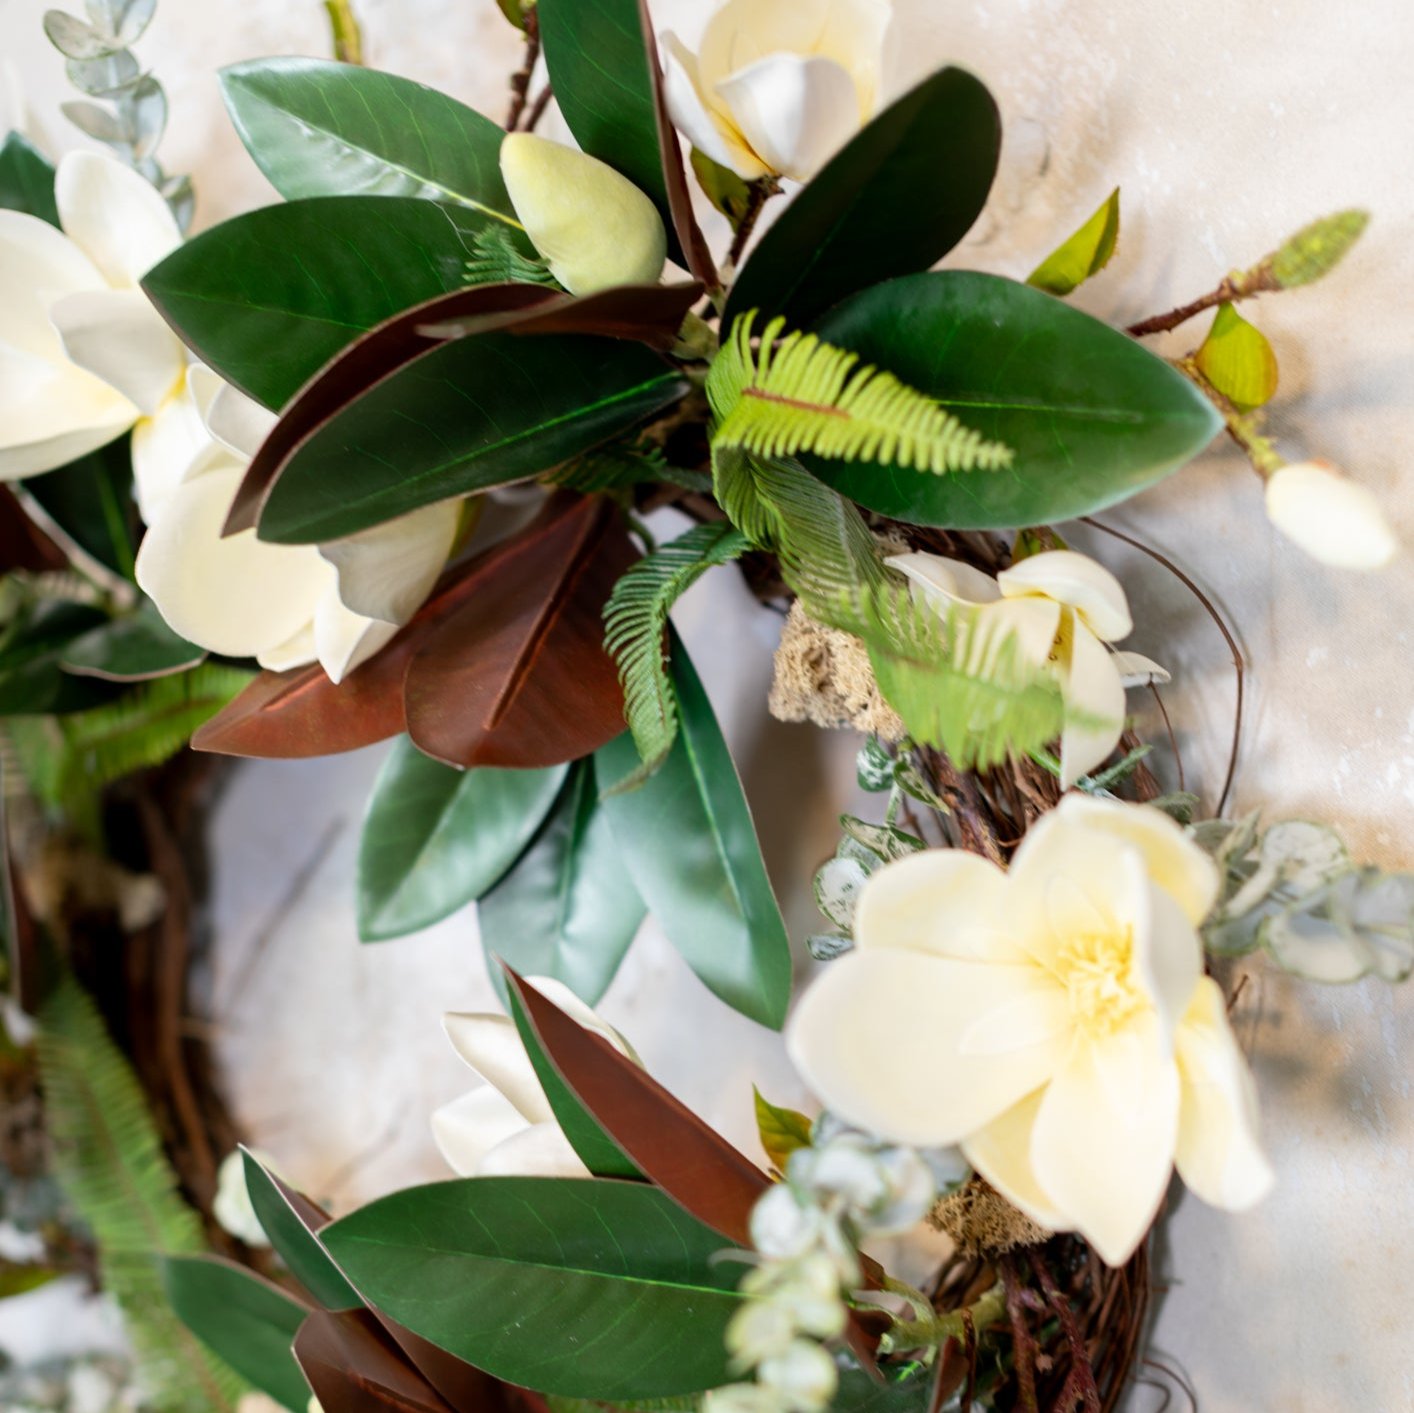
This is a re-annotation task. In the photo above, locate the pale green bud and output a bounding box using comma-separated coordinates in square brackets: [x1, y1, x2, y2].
[499, 132, 667, 296]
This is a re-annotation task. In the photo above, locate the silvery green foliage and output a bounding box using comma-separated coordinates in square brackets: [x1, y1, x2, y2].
[807, 811, 924, 959]
[1195, 814, 1414, 984]
[43, 0, 192, 229]
[855, 737, 947, 810]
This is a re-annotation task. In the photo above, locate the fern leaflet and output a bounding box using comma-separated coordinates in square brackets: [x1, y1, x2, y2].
[603, 521, 749, 786]
[707, 313, 1013, 475]
[549, 440, 712, 496]
[37, 975, 245, 1412]
[463, 226, 561, 288]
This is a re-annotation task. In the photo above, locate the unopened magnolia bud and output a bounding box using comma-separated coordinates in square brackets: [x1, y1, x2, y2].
[1269, 209, 1369, 289]
[499, 132, 666, 295]
[1265, 460, 1397, 571]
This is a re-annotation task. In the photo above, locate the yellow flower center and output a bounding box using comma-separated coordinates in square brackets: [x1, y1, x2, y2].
[1054, 930, 1144, 1036]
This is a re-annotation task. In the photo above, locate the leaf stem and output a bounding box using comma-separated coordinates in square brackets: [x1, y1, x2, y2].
[505, 10, 542, 131]
[877, 1280, 1007, 1354]
[322, 0, 365, 64]
[1125, 265, 1278, 339]
[725, 177, 782, 278]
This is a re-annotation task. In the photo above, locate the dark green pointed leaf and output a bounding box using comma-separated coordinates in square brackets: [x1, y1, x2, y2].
[242, 1151, 362, 1311]
[357, 736, 568, 942]
[60, 602, 204, 681]
[724, 68, 1000, 328]
[322, 1177, 743, 1400]
[22, 438, 136, 577]
[0, 131, 59, 225]
[1027, 187, 1122, 296]
[220, 59, 518, 219]
[0, 602, 116, 715]
[161, 1254, 311, 1411]
[478, 759, 646, 1006]
[598, 635, 791, 1029]
[254, 328, 685, 544]
[504, 978, 640, 1180]
[808, 271, 1223, 528]
[141, 197, 531, 409]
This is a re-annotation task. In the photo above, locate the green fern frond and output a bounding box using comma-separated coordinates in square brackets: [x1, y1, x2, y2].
[549, 440, 711, 496]
[37, 975, 244, 1412]
[707, 313, 1013, 475]
[463, 226, 561, 288]
[603, 522, 749, 785]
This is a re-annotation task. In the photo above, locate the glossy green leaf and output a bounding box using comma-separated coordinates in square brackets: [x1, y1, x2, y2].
[60, 602, 204, 681]
[478, 759, 646, 1006]
[255, 330, 686, 544]
[808, 271, 1223, 528]
[357, 736, 568, 942]
[322, 1177, 743, 1400]
[538, 0, 677, 262]
[221, 58, 519, 220]
[1028, 186, 1121, 296]
[724, 67, 999, 328]
[161, 1253, 310, 1411]
[1195, 301, 1278, 411]
[242, 1151, 362, 1312]
[504, 980, 640, 1179]
[141, 197, 528, 409]
[598, 635, 791, 1029]
[0, 602, 115, 715]
[0, 131, 59, 225]
[23, 438, 136, 577]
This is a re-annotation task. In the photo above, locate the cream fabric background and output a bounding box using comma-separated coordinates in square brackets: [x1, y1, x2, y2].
[2, 0, 1412, 1406]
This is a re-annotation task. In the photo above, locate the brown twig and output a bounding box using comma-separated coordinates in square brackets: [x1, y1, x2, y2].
[523, 84, 553, 133]
[505, 10, 541, 131]
[726, 177, 782, 273]
[1124, 267, 1277, 339]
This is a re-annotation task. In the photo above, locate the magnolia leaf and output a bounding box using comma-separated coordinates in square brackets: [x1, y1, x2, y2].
[0, 486, 68, 572]
[1027, 186, 1121, 296]
[0, 131, 60, 225]
[60, 603, 205, 681]
[22, 437, 136, 578]
[753, 1088, 813, 1171]
[1195, 302, 1279, 411]
[294, 1308, 457, 1413]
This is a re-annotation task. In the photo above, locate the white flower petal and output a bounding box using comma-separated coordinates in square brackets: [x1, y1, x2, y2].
[662, 33, 768, 181]
[1131, 874, 1204, 1051]
[55, 150, 182, 288]
[257, 621, 319, 673]
[853, 848, 1025, 963]
[205, 379, 278, 460]
[716, 53, 861, 182]
[697, 0, 832, 88]
[0, 207, 104, 358]
[961, 1088, 1068, 1231]
[50, 287, 186, 416]
[0, 344, 132, 478]
[477, 1120, 590, 1179]
[1030, 1015, 1180, 1267]
[886, 552, 1003, 608]
[134, 465, 333, 658]
[999, 550, 1133, 643]
[1041, 795, 1220, 927]
[319, 500, 459, 626]
[973, 597, 1064, 675]
[812, 0, 893, 115]
[313, 592, 397, 684]
[786, 948, 1069, 1147]
[1111, 650, 1171, 688]
[1174, 977, 1274, 1211]
[431, 1087, 532, 1177]
[1265, 460, 1397, 571]
[130, 378, 226, 524]
[1057, 614, 1125, 788]
[441, 1012, 553, 1125]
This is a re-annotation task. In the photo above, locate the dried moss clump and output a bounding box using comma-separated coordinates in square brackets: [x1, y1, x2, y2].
[930, 1179, 1050, 1258]
[769, 601, 905, 741]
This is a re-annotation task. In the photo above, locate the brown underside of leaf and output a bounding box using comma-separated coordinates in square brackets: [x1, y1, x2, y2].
[0, 486, 70, 572]
[295, 1307, 459, 1413]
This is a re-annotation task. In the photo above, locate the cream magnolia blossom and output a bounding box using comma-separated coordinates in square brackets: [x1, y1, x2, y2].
[0, 149, 185, 479]
[661, 0, 892, 183]
[1264, 459, 1398, 570]
[787, 796, 1274, 1266]
[888, 548, 1164, 789]
[500, 133, 666, 295]
[432, 979, 637, 1178]
[134, 375, 460, 683]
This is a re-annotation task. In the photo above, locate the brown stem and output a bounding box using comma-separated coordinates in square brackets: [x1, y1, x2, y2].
[505, 11, 541, 131]
[1125, 264, 1278, 338]
[523, 83, 553, 133]
[726, 177, 781, 274]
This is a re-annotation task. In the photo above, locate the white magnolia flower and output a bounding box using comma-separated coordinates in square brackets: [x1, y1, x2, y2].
[500, 133, 666, 295]
[0, 149, 184, 479]
[888, 548, 1164, 789]
[787, 795, 1274, 1266]
[432, 978, 637, 1178]
[662, 0, 892, 183]
[1264, 459, 1398, 570]
[134, 375, 460, 683]
[213, 1148, 275, 1248]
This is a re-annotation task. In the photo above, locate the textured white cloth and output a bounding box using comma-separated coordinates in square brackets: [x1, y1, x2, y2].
[2, 0, 1411, 1406]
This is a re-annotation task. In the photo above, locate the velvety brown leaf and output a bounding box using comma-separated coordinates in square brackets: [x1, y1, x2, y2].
[635, 0, 719, 293]
[295, 1308, 458, 1413]
[0, 486, 68, 572]
[224, 284, 560, 534]
[404, 494, 636, 770]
